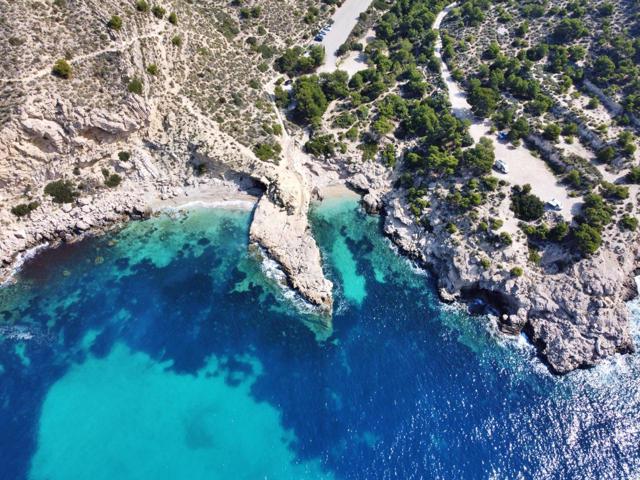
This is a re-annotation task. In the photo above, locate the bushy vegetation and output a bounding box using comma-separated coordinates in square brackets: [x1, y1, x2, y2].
[102, 168, 122, 188]
[460, 137, 494, 175]
[107, 15, 122, 31]
[510, 266, 523, 277]
[52, 59, 72, 79]
[305, 133, 337, 158]
[152, 5, 166, 18]
[627, 167, 640, 184]
[574, 223, 602, 255]
[572, 193, 613, 255]
[136, 0, 149, 12]
[275, 46, 325, 76]
[128, 78, 144, 95]
[600, 181, 629, 201]
[291, 76, 328, 125]
[44, 180, 77, 204]
[11, 202, 39, 218]
[510, 184, 544, 221]
[239, 6, 262, 19]
[620, 215, 638, 232]
[253, 142, 282, 162]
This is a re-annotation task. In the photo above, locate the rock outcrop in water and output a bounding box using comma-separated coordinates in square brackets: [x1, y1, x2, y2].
[380, 186, 639, 374]
[0, 0, 334, 313]
[2, 0, 639, 375]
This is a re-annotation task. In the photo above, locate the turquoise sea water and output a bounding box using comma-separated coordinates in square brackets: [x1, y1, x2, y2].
[1, 198, 640, 479]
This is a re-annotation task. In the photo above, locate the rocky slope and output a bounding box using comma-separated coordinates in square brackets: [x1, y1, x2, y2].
[348, 165, 640, 373]
[2, 0, 640, 375]
[0, 0, 336, 314]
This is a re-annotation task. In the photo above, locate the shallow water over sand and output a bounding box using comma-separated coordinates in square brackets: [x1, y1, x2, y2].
[1, 199, 639, 479]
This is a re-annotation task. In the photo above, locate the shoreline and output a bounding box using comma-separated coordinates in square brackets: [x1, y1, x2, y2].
[0, 179, 361, 286]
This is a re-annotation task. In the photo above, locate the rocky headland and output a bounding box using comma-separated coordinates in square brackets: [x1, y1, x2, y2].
[2, 0, 640, 375]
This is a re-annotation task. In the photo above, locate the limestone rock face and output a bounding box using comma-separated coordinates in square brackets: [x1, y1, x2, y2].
[382, 188, 640, 374]
[250, 193, 333, 315]
[249, 148, 333, 320]
[523, 250, 636, 373]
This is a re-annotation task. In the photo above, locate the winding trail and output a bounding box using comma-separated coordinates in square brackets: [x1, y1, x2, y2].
[2, 24, 167, 84]
[433, 4, 579, 221]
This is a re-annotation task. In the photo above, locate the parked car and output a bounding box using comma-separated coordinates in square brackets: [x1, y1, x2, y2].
[314, 33, 324, 42]
[547, 198, 562, 211]
[494, 159, 509, 174]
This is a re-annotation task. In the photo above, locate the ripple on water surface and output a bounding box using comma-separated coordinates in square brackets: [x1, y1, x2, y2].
[0, 200, 639, 479]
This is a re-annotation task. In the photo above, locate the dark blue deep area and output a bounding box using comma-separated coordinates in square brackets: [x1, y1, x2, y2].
[1, 201, 639, 480]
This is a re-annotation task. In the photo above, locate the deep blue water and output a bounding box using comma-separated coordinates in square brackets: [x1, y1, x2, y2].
[1, 198, 640, 479]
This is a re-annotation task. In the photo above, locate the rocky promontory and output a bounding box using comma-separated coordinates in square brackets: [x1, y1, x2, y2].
[381, 186, 639, 374]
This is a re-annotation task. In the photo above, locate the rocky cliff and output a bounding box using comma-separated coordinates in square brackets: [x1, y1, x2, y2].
[380, 185, 639, 374]
[0, 0, 335, 313]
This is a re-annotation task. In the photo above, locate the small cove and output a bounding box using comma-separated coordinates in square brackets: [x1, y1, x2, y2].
[0, 198, 639, 479]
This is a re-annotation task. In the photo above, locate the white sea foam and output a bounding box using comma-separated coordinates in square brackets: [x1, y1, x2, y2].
[254, 246, 320, 316]
[0, 326, 34, 341]
[1, 242, 50, 286]
[160, 199, 256, 212]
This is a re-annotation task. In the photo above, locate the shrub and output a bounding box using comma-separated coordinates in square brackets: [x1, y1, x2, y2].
[253, 142, 281, 161]
[168, 12, 177, 25]
[127, 77, 143, 95]
[52, 59, 72, 79]
[627, 167, 640, 184]
[510, 267, 523, 277]
[574, 223, 601, 255]
[44, 180, 77, 203]
[146, 64, 158, 75]
[600, 181, 629, 201]
[499, 231, 513, 246]
[345, 127, 358, 141]
[597, 146, 616, 163]
[586, 98, 599, 109]
[152, 5, 166, 18]
[105, 173, 122, 188]
[171, 35, 182, 47]
[565, 169, 582, 189]
[304, 135, 335, 158]
[11, 202, 40, 218]
[118, 151, 131, 162]
[333, 112, 356, 129]
[275, 46, 324, 76]
[542, 123, 561, 142]
[528, 249, 541, 265]
[510, 184, 544, 221]
[107, 15, 122, 31]
[620, 215, 638, 231]
[381, 144, 396, 167]
[136, 0, 149, 12]
[549, 221, 569, 241]
[291, 76, 328, 125]
[460, 137, 494, 175]
[582, 193, 612, 228]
